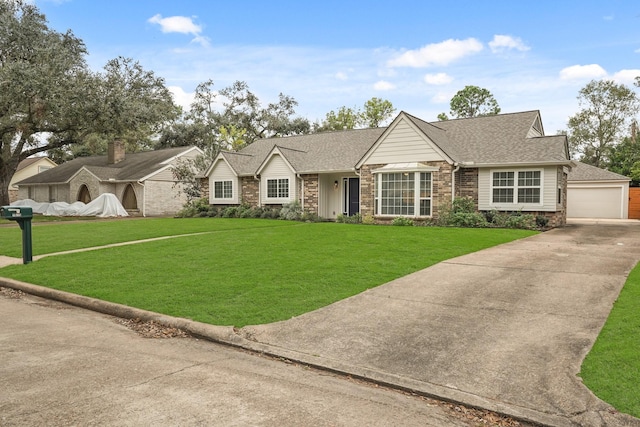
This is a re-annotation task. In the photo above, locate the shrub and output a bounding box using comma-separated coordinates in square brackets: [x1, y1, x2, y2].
[336, 213, 362, 224]
[175, 198, 210, 218]
[447, 212, 488, 228]
[362, 214, 375, 225]
[391, 216, 414, 226]
[279, 200, 303, 221]
[536, 215, 549, 228]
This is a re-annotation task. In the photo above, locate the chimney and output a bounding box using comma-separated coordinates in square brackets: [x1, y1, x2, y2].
[108, 140, 125, 164]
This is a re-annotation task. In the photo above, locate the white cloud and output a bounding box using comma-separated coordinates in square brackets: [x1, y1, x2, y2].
[423, 73, 453, 85]
[374, 80, 396, 91]
[489, 35, 530, 53]
[148, 14, 210, 47]
[168, 86, 195, 110]
[335, 72, 348, 81]
[612, 69, 640, 84]
[559, 64, 607, 80]
[387, 38, 483, 68]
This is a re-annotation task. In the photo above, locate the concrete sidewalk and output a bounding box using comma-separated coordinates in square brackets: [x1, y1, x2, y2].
[2, 220, 640, 426]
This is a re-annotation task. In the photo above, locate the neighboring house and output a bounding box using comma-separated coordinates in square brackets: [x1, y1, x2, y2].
[17, 142, 203, 216]
[567, 161, 630, 219]
[8, 157, 57, 203]
[205, 110, 574, 226]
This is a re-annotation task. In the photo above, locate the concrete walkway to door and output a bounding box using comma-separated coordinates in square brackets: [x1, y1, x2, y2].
[242, 220, 640, 426]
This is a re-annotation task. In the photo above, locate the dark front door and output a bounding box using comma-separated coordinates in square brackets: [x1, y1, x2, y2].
[343, 177, 360, 216]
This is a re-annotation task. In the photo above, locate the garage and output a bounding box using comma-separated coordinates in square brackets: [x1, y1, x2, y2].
[567, 162, 630, 219]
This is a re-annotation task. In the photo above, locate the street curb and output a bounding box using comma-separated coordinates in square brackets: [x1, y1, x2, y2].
[0, 277, 576, 427]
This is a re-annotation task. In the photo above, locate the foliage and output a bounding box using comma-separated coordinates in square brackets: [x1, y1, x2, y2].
[175, 200, 283, 220]
[391, 216, 414, 226]
[436, 197, 538, 230]
[361, 97, 396, 127]
[362, 214, 375, 225]
[317, 106, 361, 131]
[336, 213, 362, 224]
[316, 97, 395, 131]
[581, 261, 640, 418]
[279, 200, 303, 221]
[174, 197, 211, 218]
[0, 219, 536, 326]
[606, 134, 640, 184]
[535, 215, 549, 228]
[567, 79, 640, 168]
[0, 1, 178, 205]
[438, 85, 501, 120]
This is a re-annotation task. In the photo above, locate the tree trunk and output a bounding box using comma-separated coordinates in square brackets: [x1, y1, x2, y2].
[0, 166, 14, 206]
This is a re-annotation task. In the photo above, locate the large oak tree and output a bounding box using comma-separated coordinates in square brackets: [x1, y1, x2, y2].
[0, 1, 178, 205]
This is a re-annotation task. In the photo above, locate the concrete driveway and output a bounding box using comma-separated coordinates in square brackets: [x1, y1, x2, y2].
[242, 220, 640, 426]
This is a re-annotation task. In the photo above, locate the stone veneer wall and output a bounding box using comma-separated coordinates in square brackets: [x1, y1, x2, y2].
[301, 174, 319, 215]
[200, 177, 209, 200]
[241, 176, 259, 206]
[360, 161, 453, 220]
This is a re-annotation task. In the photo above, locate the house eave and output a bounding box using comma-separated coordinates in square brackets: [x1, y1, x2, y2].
[460, 160, 576, 168]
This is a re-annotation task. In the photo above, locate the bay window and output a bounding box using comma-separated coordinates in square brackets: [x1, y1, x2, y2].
[374, 171, 432, 217]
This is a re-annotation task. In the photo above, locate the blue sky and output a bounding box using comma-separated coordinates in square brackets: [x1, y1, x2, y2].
[35, 0, 640, 133]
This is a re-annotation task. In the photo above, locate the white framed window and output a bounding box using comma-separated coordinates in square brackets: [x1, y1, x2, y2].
[266, 178, 289, 199]
[374, 172, 432, 217]
[491, 170, 542, 205]
[213, 180, 233, 199]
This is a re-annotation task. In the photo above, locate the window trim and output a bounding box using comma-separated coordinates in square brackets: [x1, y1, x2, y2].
[489, 169, 544, 206]
[373, 170, 433, 218]
[265, 177, 290, 201]
[212, 180, 233, 200]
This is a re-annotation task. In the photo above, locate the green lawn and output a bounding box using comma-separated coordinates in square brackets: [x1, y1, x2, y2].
[581, 262, 640, 418]
[0, 218, 536, 326]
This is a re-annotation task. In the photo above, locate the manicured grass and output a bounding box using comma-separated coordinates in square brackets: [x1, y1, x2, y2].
[581, 262, 640, 418]
[0, 218, 296, 257]
[0, 219, 535, 326]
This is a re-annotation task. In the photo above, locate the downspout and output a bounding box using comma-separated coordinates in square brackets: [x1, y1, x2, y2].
[451, 163, 460, 202]
[296, 173, 304, 211]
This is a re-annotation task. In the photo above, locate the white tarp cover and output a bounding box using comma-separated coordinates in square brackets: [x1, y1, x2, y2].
[13, 193, 129, 218]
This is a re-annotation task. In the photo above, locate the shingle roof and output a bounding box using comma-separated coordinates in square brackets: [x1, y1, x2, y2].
[223, 127, 386, 175]
[568, 161, 630, 182]
[216, 110, 570, 176]
[406, 111, 569, 164]
[17, 146, 197, 185]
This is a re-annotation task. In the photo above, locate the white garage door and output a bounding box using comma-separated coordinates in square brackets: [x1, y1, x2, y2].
[567, 186, 623, 219]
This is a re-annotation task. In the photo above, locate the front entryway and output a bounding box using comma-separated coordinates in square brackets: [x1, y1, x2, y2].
[342, 177, 360, 216]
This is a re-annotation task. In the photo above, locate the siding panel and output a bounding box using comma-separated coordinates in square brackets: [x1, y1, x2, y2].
[209, 159, 240, 204]
[364, 119, 445, 165]
[478, 166, 557, 212]
[260, 154, 296, 204]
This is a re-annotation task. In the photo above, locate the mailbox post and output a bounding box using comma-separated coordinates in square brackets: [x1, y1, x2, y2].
[1, 206, 33, 264]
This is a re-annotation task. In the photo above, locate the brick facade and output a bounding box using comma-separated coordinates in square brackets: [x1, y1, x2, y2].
[456, 168, 479, 209]
[360, 161, 454, 220]
[241, 176, 259, 206]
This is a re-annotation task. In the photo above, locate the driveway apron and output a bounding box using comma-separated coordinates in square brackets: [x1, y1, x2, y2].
[243, 221, 640, 426]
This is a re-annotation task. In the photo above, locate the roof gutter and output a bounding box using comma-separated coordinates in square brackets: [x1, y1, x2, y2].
[458, 160, 576, 168]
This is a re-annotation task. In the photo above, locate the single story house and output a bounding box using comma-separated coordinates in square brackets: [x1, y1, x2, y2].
[567, 161, 630, 219]
[17, 142, 203, 216]
[8, 156, 57, 203]
[205, 110, 574, 227]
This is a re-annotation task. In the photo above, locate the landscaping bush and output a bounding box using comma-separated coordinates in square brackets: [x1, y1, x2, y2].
[279, 200, 303, 221]
[336, 213, 362, 224]
[362, 214, 375, 225]
[391, 216, 414, 226]
[175, 198, 210, 218]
